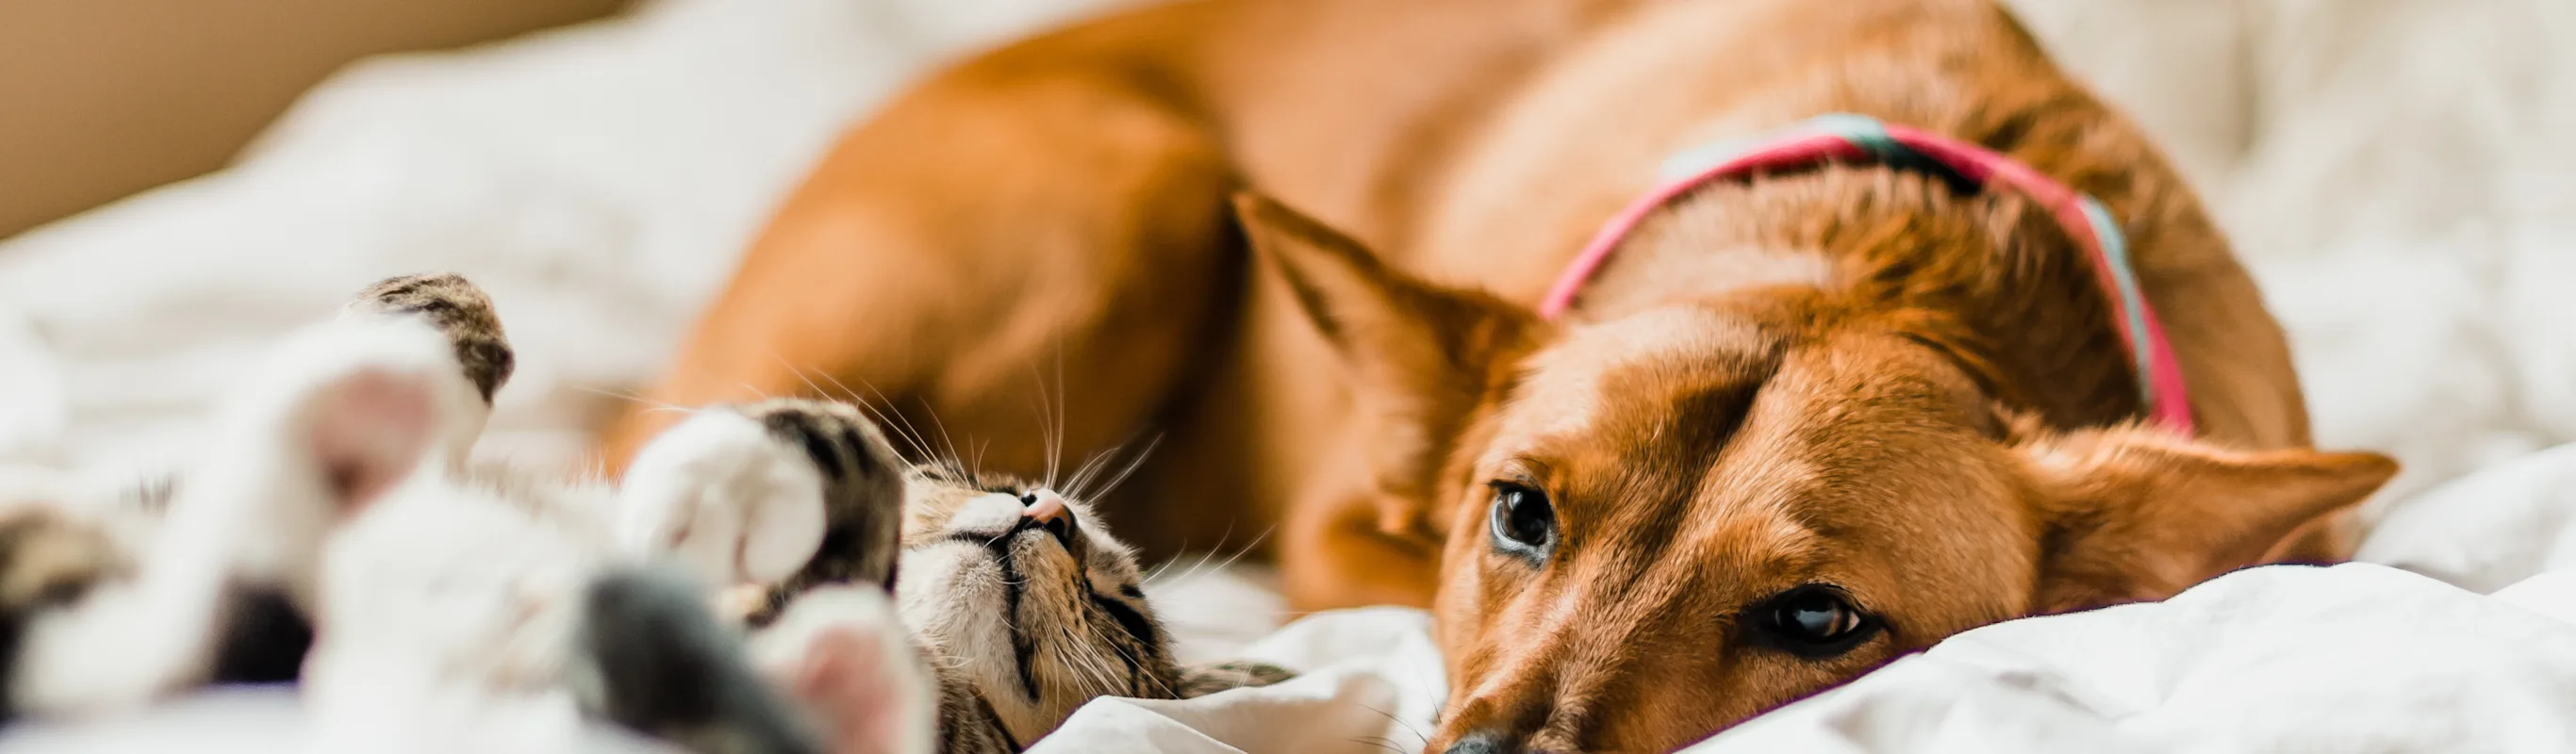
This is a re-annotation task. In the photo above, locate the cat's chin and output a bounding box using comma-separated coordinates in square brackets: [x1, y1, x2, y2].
[892, 527, 1093, 707]
[895, 525, 1082, 631]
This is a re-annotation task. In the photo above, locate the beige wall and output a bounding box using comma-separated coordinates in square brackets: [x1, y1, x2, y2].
[0, 0, 630, 240]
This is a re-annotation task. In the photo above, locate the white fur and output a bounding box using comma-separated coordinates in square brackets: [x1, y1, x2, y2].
[749, 585, 935, 754]
[945, 492, 1029, 535]
[305, 479, 599, 754]
[9, 317, 477, 716]
[616, 409, 830, 585]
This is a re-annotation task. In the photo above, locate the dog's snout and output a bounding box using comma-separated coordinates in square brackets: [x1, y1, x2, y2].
[1021, 488, 1077, 549]
[1442, 730, 1511, 754]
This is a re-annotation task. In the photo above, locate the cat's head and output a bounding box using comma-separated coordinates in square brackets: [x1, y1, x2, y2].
[892, 467, 1180, 740]
[627, 398, 1294, 746]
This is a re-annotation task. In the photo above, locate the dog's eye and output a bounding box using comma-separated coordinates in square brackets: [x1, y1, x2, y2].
[1756, 585, 1876, 658]
[1486, 482, 1556, 558]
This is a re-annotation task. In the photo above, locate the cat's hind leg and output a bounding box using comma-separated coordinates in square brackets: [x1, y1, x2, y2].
[4, 273, 514, 717]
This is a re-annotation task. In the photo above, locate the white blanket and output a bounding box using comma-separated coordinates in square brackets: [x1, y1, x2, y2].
[2, 0, 2573, 750]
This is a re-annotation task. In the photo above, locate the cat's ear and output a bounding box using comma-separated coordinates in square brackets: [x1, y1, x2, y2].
[1177, 660, 1298, 698]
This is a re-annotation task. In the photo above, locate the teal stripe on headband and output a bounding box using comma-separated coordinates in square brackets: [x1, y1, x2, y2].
[2079, 196, 2160, 409]
[1808, 113, 1904, 161]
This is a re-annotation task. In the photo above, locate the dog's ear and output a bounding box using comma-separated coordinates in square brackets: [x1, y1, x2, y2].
[2015, 423, 2397, 613]
[1232, 192, 1546, 537]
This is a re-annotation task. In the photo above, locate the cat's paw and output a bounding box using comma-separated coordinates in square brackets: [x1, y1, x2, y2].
[1177, 660, 1299, 698]
[619, 409, 834, 587]
[2, 283, 506, 719]
[182, 318, 472, 591]
[748, 586, 933, 754]
[0, 504, 127, 629]
[577, 566, 828, 754]
[620, 400, 908, 598]
[341, 273, 515, 406]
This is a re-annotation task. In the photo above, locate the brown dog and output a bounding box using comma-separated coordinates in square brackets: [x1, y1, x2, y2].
[602, 0, 2398, 750]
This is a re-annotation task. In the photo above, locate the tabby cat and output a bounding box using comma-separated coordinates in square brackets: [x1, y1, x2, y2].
[0, 273, 1289, 753]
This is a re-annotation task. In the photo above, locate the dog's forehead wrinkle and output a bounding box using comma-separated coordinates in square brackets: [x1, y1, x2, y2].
[1502, 307, 1765, 440]
[1488, 325, 1783, 532]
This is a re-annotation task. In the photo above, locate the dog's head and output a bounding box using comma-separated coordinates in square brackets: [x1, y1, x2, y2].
[1235, 192, 2395, 752]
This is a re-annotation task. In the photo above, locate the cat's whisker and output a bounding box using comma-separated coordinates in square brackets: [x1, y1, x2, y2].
[1143, 542, 1218, 584]
[1075, 434, 1160, 502]
[781, 357, 949, 465]
[905, 396, 969, 481]
[1024, 351, 1067, 491]
[573, 385, 692, 415]
[1063, 623, 1123, 698]
[1050, 348, 1068, 491]
[853, 398, 935, 462]
[827, 371, 941, 467]
[775, 355, 832, 402]
[1357, 702, 1432, 749]
[1150, 525, 1274, 590]
[1061, 441, 1127, 501]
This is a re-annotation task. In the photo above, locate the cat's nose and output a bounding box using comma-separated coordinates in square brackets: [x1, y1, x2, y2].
[1021, 489, 1077, 549]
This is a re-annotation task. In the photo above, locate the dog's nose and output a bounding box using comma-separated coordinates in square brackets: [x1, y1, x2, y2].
[1020, 488, 1077, 548]
[1442, 730, 1511, 754]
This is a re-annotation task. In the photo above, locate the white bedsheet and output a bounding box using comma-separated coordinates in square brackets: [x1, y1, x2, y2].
[2, 0, 2573, 751]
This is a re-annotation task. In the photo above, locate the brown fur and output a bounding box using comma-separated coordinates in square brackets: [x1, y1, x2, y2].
[605, 0, 2397, 749]
[346, 273, 514, 402]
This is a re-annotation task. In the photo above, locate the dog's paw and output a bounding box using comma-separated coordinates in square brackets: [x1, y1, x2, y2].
[619, 408, 834, 586]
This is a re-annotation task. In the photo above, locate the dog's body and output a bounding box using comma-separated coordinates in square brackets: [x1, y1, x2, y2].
[608, 0, 2396, 749]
